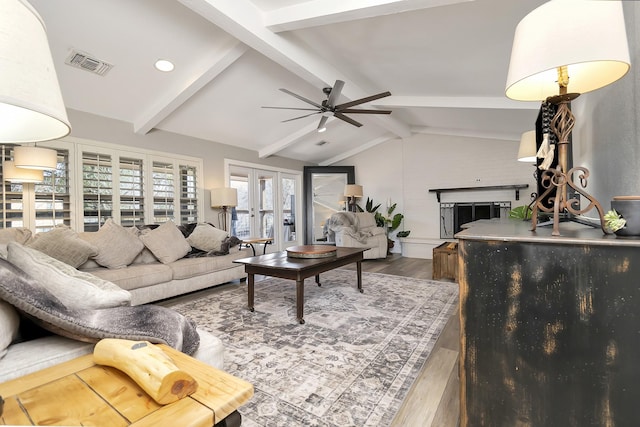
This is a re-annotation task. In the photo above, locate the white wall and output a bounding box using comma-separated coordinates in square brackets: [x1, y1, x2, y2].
[573, 2, 639, 212]
[338, 3, 639, 258]
[338, 132, 536, 257]
[67, 109, 312, 223]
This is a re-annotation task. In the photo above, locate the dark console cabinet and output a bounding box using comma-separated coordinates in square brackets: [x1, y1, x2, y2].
[457, 220, 640, 427]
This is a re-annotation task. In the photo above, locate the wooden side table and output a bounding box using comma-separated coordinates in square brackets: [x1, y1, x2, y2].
[240, 237, 273, 256]
[432, 241, 458, 281]
[0, 344, 253, 427]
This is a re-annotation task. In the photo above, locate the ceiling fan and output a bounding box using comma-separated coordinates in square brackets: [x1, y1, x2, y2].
[263, 80, 392, 131]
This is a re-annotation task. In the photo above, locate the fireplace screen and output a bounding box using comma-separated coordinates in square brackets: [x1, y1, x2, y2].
[440, 202, 511, 238]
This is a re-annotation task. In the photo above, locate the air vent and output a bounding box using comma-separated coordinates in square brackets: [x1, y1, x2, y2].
[316, 140, 328, 146]
[65, 50, 113, 76]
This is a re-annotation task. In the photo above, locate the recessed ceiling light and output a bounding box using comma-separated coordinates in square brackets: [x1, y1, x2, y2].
[318, 127, 327, 133]
[154, 59, 174, 72]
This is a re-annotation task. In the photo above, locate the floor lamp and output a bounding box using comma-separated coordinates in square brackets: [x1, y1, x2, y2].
[210, 187, 237, 232]
[505, 0, 630, 236]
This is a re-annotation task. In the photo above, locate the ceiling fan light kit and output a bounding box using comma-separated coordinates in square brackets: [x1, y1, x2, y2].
[263, 80, 392, 130]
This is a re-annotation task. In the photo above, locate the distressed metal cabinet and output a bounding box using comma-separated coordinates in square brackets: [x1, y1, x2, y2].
[457, 220, 640, 427]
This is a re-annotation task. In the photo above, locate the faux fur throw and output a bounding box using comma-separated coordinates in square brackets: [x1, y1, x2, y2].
[0, 258, 199, 355]
[185, 235, 242, 258]
[326, 212, 372, 244]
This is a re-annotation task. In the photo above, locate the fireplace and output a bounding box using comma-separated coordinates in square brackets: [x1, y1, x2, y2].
[440, 202, 511, 238]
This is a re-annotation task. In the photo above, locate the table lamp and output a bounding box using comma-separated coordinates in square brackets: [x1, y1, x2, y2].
[517, 130, 536, 163]
[505, 0, 630, 235]
[0, 0, 71, 143]
[344, 184, 363, 212]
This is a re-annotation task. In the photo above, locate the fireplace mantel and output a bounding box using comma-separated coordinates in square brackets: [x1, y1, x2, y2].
[428, 184, 529, 202]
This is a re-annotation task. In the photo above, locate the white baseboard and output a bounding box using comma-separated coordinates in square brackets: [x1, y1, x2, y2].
[399, 237, 449, 259]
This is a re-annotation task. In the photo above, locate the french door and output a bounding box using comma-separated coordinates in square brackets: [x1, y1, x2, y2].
[228, 164, 301, 251]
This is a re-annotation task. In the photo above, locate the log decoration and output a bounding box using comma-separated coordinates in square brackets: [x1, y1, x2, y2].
[93, 338, 198, 404]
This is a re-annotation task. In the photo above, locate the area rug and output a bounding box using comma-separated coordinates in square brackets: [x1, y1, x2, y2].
[167, 269, 458, 426]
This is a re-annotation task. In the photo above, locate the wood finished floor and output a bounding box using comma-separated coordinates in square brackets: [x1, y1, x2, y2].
[162, 254, 460, 426]
[343, 254, 460, 427]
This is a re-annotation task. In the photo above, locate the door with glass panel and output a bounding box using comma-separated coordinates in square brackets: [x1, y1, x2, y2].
[229, 166, 301, 251]
[229, 167, 274, 241]
[280, 173, 299, 248]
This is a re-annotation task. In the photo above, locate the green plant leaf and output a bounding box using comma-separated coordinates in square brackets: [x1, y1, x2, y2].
[604, 209, 626, 232]
[508, 205, 532, 220]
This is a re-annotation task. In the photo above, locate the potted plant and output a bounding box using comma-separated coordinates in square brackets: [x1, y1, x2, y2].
[358, 197, 411, 250]
[606, 196, 640, 237]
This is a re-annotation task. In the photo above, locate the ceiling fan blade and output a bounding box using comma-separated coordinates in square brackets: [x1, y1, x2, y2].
[317, 115, 329, 130]
[281, 112, 321, 123]
[262, 106, 320, 111]
[279, 88, 324, 109]
[340, 108, 392, 114]
[335, 91, 391, 110]
[334, 112, 362, 127]
[326, 80, 345, 108]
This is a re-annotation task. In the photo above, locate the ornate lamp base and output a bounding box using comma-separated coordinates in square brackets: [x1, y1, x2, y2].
[530, 165, 607, 236]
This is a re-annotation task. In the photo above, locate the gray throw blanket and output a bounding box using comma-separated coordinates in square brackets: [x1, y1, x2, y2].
[325, 212, 372, 243]
[0, 258, 199, 355]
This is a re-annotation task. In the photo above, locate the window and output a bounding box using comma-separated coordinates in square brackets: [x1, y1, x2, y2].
[82, 152, 113, 231]
[180, 164, 198, 223]
[34, 149, 70, 232]
[0, 145, 25, 229]
[0, 139, 203, 232]
[0, 145, 71, 231]
[119, 157, 144, 227]
[152, 161, 175, 223]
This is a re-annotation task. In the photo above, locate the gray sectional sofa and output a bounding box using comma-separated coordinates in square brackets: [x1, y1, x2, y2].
[0, 220, 251, 383]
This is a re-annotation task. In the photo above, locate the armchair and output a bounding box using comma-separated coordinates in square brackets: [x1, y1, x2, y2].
[325, 212, 388, 259]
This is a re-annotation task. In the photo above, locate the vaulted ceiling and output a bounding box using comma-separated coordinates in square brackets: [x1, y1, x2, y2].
[29, 0, 545, 165]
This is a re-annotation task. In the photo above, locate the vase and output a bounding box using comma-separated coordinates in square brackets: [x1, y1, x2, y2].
[610, 196, 640, 237]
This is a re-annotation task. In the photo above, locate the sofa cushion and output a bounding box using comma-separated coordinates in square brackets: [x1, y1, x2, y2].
[0, 227, 32, 258]
[0, 335, 94, 383]
[86, 263, 173, 291]
[0, 258, 200, 355]
[26, 226, 98, 268]
[131, 247, 159, 264]
[186, 223, 228, 252]
[7, 243, 131, 309]
[355, 212, 377, 229]
[79, 219, 144, 269]
[0, 299, 20, 359]
[139, 220, 191, 264]
[169, 249, 249, 280]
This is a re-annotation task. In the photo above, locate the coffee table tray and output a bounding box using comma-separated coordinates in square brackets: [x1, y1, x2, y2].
[286, 245, 337, 259]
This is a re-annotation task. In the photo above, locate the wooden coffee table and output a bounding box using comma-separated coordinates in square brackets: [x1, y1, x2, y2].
[0, 344, 253, 427]
[234, 246, 366, 324]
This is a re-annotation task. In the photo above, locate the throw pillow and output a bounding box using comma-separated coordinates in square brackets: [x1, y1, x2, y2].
[0, 299, 20, 359]
[7, 243, 131, 309]
[0, 258, 199, 355]
[186, 223, 228, 252]
[79, 219, 144, 269]
[26, 226, 98, 268]
[139, 220, 191, 264]
[0, 227, 32, 259]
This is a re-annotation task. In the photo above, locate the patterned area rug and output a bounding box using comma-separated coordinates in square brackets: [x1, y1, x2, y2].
[167, 269, 458, 426]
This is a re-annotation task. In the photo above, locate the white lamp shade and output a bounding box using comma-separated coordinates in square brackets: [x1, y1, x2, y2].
[505, 1, 631, 101]
[210, 187, 237, 208]
[0, 0, 71, 142]
[517, 130, 537, 162]
[3, 160, 44, 182]
[344, 184, 363, 197]
[13, 146, 57, 169]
